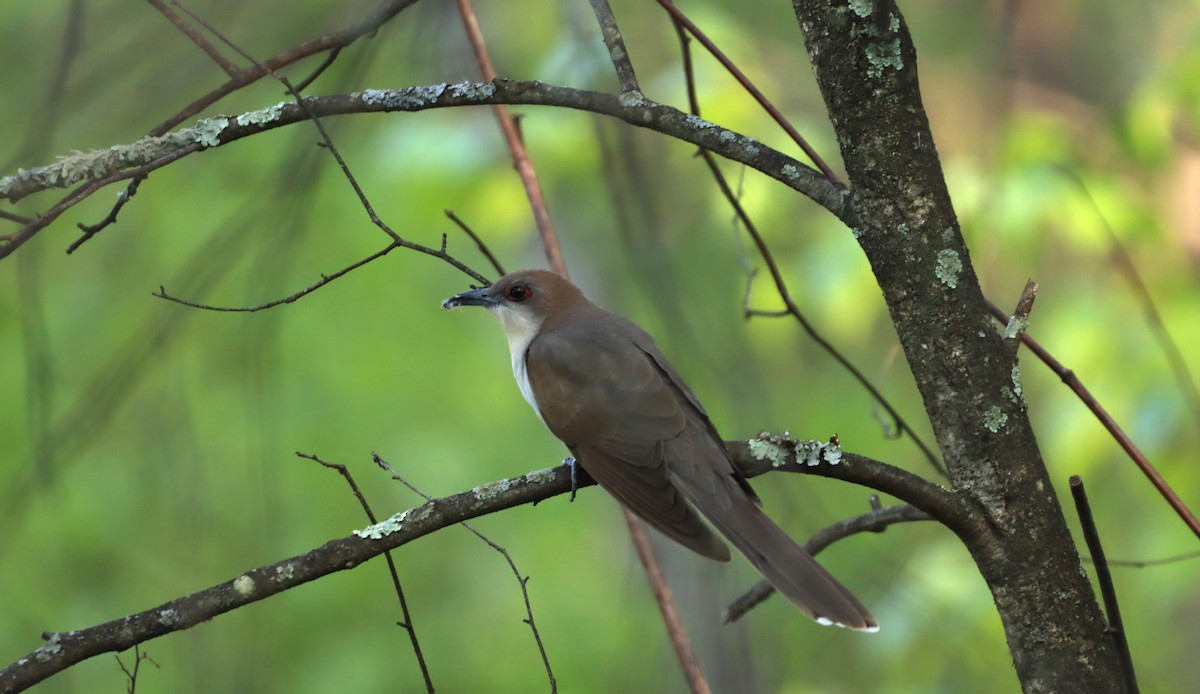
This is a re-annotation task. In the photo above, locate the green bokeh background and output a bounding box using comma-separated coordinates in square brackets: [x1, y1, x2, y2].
[2, 1, 1197, 692]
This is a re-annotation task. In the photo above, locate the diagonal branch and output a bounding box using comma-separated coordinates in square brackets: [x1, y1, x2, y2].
[454, 0, 565, 275]
[985, 299, 1200, 540]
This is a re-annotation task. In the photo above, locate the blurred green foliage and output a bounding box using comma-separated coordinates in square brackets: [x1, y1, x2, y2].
[1, 1, 1197, 692]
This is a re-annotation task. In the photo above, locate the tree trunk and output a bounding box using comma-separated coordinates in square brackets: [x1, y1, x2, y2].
[791, 1, 1122, 690]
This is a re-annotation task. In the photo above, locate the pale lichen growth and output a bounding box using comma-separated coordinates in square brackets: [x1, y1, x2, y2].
[446, 81, 493, 99]
[983, 405, 1009, 433]
[523, 467, 559, 485]
[781, 164, 801, 181]
[618, 90, 647, 108]
[157, 609, 180, 627]
[1011, 365, 1023, 400]
[193, 117, 228, 148]
[274, 563, 296, 581]
[354, 509, 411, 539]
[232, 575, 256, 597]
[33, 633, 63, 662]
[1004, 314, 1028, 340]
[935, 248, 963, 289]
[472, 478, 516, 501]
[865, 39, 903, 78]
[683, 113, 716, 130]
[748, 436, 790, 468]
[238, 102, 286, 126]
[361, 83, 459, 109]
[848, 0, 873, 18]
[751, 431, 842, 467]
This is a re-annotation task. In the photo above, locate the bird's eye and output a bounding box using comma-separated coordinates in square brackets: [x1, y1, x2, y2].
[504, 285, 532, 302]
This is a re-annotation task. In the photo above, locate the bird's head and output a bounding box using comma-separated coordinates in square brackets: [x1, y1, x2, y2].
[442, 269, 584, 348]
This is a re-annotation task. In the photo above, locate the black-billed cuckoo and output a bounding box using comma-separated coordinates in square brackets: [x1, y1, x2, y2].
[443, 269, 877, 631]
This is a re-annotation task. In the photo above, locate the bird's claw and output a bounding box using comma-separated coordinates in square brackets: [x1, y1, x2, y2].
[563, 456, 580, 502]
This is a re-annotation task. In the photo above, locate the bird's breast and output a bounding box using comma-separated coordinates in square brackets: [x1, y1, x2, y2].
[511, 349, 542, 420]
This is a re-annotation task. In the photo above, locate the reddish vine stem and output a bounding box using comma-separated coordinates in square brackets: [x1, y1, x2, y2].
[454, 0, 565, 276]
[986, 299, 1200, 540]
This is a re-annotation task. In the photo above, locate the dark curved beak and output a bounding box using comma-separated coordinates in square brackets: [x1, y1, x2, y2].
[442, 285, 497, 310]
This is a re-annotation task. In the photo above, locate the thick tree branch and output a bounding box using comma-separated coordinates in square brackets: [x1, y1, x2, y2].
[0, 80, 842, 259]
[0, 442, 952, 692]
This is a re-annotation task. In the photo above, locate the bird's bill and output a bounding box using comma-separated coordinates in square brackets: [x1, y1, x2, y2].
[441, 285, 497, 310]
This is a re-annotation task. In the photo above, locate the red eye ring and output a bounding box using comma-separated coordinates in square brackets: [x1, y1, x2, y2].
[505, 285, 532, 302]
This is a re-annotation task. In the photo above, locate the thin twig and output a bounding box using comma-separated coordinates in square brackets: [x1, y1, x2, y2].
[0, 209, 34, 225]
[1103, 549, 1200, 568]
[154, 242, 398, 311]
[589, 0, 640, 93]
[148, 0, 239, 76]
[149, 3, 487, 310]
[1069, 476, 1139, 693]
[73, 177, 143, 240]
[374, 454, 557, 693]
[1003, 279, 1038, 348]
[655, 0, 841, 183]
[1060, 167, 1200, 426]
[64, 0, 421, 244]
[298, 453, 434, 693]
[293, 47, 342, 93]
[7, 142, 202, 258]
[65, 145, 198, 253]
[445, 209, 505, 277]
[986, 299, 1200, 540]
[667, 23, 944, 476]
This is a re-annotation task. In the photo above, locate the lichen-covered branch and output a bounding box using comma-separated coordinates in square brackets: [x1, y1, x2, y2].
[0, 441, 951, 693]
[1, 80, 845, 259]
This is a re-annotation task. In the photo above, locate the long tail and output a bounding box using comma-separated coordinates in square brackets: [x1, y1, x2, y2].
[668, 432, 877, 630]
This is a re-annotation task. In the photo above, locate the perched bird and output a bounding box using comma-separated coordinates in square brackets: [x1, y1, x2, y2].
[443, 269, 876, 630]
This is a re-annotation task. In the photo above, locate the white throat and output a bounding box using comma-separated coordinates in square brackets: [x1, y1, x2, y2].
[490, 304, 544, 417]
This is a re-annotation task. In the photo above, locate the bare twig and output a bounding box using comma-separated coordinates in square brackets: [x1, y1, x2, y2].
[6, 142, 201, 258]
[1069, 476, 1139, 693]
[1103, 549, 1200, 568]
[986, 299, 1200, 540]
[1003, 279, 1038, 348]
[146, 4, 487, 309]
[72, 177, 143, 242]
[298, 453, 434, 693]
[1060, 167, 1200, 426]
[373, 454, 557, 694]
[445, 209, 505, 277]
[148, 0, 239, 76]
[293, 47, 342, 93]
[56, 0, 422, 246]
[655, 0, 840, 183]
[154, 242, 396, 312]
[667, 25, 944, 475]
[589, 0, 641, 94]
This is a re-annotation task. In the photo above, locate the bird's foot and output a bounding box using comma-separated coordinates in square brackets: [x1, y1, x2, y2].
[563, 457, 580, 502]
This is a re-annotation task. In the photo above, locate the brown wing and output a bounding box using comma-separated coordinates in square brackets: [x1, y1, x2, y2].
[526, 312, 730, 561]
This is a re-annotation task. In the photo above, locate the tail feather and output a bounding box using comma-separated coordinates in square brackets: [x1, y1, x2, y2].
[667, 429, 877, 631]
[706, 491, 877, 630]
